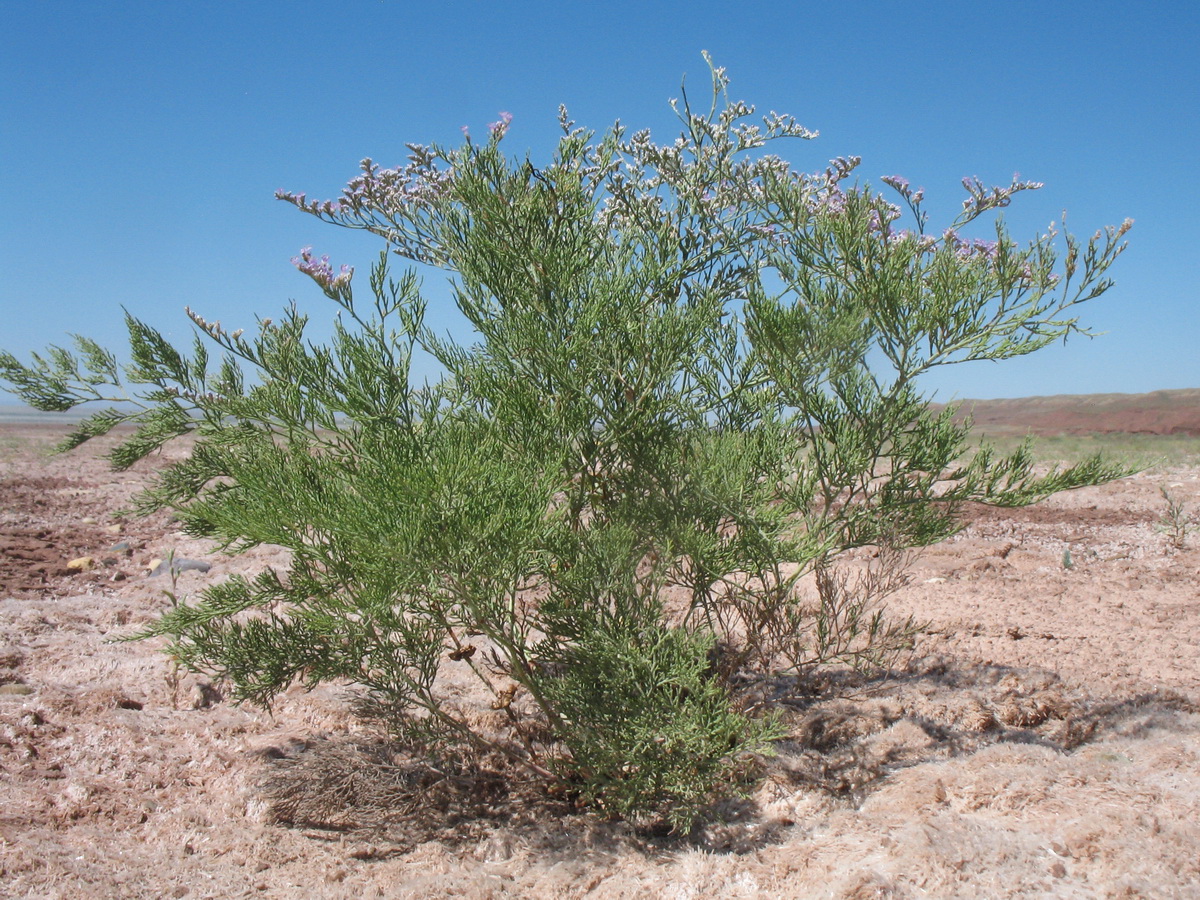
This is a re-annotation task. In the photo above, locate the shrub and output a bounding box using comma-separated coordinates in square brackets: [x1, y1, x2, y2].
[0, 56, 1133, 830]
[1157, 485, 1197, 550]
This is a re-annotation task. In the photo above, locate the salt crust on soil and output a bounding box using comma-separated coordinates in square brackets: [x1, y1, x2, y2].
[1, 426, 1198, 899]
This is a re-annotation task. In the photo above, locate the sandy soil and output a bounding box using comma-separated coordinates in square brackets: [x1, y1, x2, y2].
[1, 424, 1198, 899]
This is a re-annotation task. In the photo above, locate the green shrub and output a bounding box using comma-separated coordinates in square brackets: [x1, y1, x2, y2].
[0, 56, 1133, 830]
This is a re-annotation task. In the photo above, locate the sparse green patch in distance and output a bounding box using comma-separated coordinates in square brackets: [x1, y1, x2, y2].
[970, 432, 1200, 470]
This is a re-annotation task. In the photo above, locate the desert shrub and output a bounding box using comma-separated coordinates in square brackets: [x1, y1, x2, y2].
[0, 57, 1133, 830]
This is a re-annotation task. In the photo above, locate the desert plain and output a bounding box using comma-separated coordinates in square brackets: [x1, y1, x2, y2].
[1, 392, 1199, 899]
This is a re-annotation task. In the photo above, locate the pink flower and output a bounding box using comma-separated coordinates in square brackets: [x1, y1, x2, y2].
[488, 111, 513, 138]
[291, 248, 353, 291]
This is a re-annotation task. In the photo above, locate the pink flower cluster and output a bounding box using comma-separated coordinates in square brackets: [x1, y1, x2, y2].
[941, 229, 1001, 259]
[462, 111, 514, 142]
[276, 143, 457, 234]
[291, 247, 353, 290]
[881, 174, 924, 205]
[960, 174, 1044, 217]
[804, 156, 862, 216]
[866, 204, 903, 235]
[274, 191, 345, 217]
[488, 111, 513, 139]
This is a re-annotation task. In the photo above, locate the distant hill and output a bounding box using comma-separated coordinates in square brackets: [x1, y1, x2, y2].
[934, 388, 1200, 437]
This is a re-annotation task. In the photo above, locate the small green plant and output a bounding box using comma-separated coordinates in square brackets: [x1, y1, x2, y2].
[1157, 486, 1197, 550]
[0, 57, 1134, 830]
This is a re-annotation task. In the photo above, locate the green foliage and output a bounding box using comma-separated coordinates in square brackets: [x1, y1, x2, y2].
[1, 57, 1134, 830]
[1157, 486, 1197, 550]
[533, 621, 782, 832]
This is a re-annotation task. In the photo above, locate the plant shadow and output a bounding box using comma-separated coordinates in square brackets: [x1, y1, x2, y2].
[254, 655, 1198, 859]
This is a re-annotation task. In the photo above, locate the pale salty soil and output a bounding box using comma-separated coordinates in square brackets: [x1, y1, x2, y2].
[1, 426, 1198, 899]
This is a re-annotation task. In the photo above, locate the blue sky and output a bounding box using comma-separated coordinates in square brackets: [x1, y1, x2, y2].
[1, 0, 1196, 404]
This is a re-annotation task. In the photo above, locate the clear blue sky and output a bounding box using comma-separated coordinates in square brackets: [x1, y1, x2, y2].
[2, 0, 1196, 403]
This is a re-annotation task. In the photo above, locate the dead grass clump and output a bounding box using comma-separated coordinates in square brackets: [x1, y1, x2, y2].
[256, 734, 577, 852]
